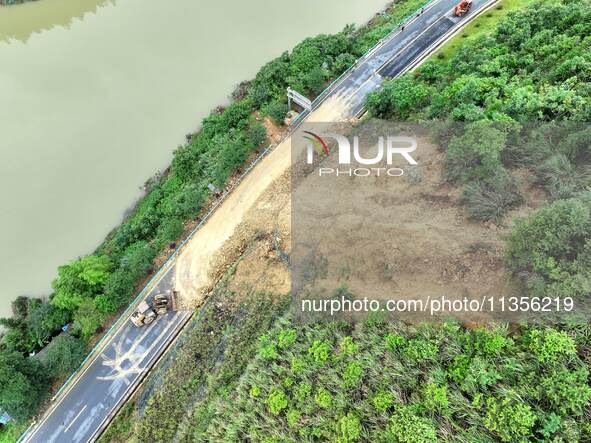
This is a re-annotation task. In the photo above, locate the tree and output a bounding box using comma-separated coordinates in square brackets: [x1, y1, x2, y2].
[73, 299, 104, 340]
[0, 351, 47, 421]
[40, 334, 86, 379]
[26, 303, 70, 349]
[266, 101, 289, 126]
[506, 192, 591, 298]
[11, 296, 29, 320]
[331, 53, 356, 77]
[51, 255, 113, 312]
[366, 75, 433, 119]
[444, 121, 507, 183]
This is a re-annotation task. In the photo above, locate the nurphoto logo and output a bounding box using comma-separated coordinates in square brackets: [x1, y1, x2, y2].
[303, 130, 418, 177]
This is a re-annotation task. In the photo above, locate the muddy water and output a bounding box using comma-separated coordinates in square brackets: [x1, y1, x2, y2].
[0, 0, 390, 317]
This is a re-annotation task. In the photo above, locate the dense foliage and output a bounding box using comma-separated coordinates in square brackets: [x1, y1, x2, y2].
[188, 318, 591, 442]
[366, 0, 591, 302]
[367, 0, 591, 215]
[368, 1, 591, 122]
[507, 191, 591, 299]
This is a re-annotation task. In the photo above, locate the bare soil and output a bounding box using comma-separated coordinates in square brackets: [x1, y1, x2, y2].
[172, 100, 348, 308]
[174, 102, 543, 323]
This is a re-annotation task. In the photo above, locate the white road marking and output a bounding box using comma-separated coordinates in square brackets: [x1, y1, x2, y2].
[64, 405, 87, 433]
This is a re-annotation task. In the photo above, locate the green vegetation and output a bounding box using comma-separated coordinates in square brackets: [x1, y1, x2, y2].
[0, 0, 37, 5]
[179, 319, 591, 442]
[0, 0, 434, 427]
[433, 0, 536, 61]
[507, 192, 591, 299]
[366, 0, 591, 301]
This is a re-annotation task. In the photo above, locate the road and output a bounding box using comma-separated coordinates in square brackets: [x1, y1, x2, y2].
[21, 264, 192, 443]
[20, 0, 495, 441]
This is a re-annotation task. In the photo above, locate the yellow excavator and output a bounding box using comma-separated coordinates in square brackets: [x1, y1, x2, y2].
[130, 293, 171, 327]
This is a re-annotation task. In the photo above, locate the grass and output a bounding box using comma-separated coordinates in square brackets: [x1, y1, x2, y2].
[0, 423, 27, 443]
[191, 318, 591, 442]
[432, 0, 537, 61]
[96, 402, 134, 443]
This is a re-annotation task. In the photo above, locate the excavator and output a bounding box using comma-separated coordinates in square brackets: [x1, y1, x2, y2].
[130, 293, 175, 327]
[454, 0, 473, 16]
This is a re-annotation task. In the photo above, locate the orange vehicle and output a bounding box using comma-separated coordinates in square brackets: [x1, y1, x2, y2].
[454, 0, 473, 16]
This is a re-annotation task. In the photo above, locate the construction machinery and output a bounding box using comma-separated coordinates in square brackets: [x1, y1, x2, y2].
[454, 0, 472, 16]
[130, 293, 171, 327]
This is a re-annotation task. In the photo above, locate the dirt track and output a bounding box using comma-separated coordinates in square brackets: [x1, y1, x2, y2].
[173, 96, 348, 307]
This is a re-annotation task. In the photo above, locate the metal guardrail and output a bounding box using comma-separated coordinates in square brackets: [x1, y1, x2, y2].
[17, 1, 440, 441]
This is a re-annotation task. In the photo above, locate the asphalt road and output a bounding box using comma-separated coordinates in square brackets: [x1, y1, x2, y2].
[323, 0, 491, 118]
[21, 265, 192, 443]
[20, 0, 495, 441]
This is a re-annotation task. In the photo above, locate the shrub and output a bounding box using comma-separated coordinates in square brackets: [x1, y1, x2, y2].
[444, 121, 507, 183]
[473, 328, 511, 356]
[315, 388, 332, 409]
[247, 123, 268, 147]
[535, 154, 591, 199]
[461, 170, 523, 223]
[308, 340, 331, 363]
[265, 101, 289, 125]
[373, 391, 394, 413]
[277, 329, 297, 349]
[266, 388, 288, 416]
[291, 357, 306, 375]
[526, 329, 577, 364]
[403, 339, 438, 362]
[484, 397, 537, 442]
[540, 366, 591, 415]
[448, 354, 471, 384]
[340, 336, 359, 356]
[286, 409, 301, 428]
[294, 382, 312, 404]
[384, 332, 405, 351]
[423, 383, 448, 411]
[342, 361, 363, 387]
[249, 385, 261, 398]
[506, 192, 591, 298]
[259, 334, 279, 360]
[39, 334, 85, 379]
[335, 412, 362, 443]
[388, 405, 437, 443]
